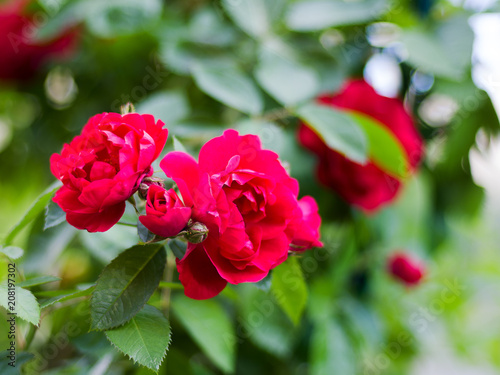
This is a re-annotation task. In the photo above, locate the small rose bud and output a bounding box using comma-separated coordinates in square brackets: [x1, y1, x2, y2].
[138, 177, 164, 200]
[388, 252, 425, 286]
[184, 221, 208, 244]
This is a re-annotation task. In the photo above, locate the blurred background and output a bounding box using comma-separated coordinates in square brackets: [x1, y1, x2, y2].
[1, 0, 500, 374]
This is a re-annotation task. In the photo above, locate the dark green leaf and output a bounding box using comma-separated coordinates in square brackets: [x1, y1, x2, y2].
[137, 220, 155, 243]
[44, 200, 66, 230]
[295, 103, 368, 164]
[168, 239, 187, 260]
[17, 276, 61, 288]
[4, 181, 61, 246]
[271, 256, 308, 325]
[286, 0, 388, 31]
[172, 295, 236, 373]
[106, 304, 171, 372]
[90, 244, 166, 331]
[192, 63, 263, 115]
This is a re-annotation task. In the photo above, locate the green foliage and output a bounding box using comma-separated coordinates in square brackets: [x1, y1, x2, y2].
[3, 182, 61, 246]
[271, 256, 308, 326]
[172, 295, 236, 373]
[0, 285, 40, 326]
[0, 246, 23, 260]
[192, 62, 264, 115]
[17, 276, 61, 288]
[106, 304, 171, 372]
[296, 103, 368, 163]
[90, 244, 166, 330]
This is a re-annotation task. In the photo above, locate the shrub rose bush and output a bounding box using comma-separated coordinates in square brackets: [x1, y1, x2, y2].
[0, 0, 79, 82]
[299, 79, 424, 212]
[50, 112, 168, 232]
[156, 130, 322, 299]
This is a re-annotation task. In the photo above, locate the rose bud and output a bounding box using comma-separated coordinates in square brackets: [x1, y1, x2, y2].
[388, 252, 425, 286]
[184, 221, 209, 244]
[138, 176, 165, 200]
[139, 185, 192, 239]
[298, 79, 424, 212]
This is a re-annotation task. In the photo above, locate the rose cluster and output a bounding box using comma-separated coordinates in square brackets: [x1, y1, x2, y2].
[51, 116, 322, 299]
[142, 130, 322, 299]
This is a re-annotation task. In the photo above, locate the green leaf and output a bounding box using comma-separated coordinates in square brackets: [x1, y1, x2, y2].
[401, 30, 460, 80]
[0, 285, 40, 326]
[40, 285, 95, 309]
[236, 119, 286, 154]
[271, 256, 308, 325]
[285, 0, 388, 31]
[255, 45, 320, 106]
[0, 246, 24, 260]
[44, 200, 66, 230]
[137, 220, 155, 243]
[238, 284, 296, 358]
[310, 319, 356, 375]
[17, 276, 61, 288]
[0, 351, 34, 375]
[168, 239, 187, 260]
[295, 103, 368, 164]
[172, 295, 236, 373]
[172, 136, 188, 153]
[90, 244, 166, 331]
[222, 0, 285, 38]
[192, 63, 263, 115]
[106, 304, 171, 372]
[136, 91, 190, 126]
[349, 112, 409, 178]
[3, 181, 61, 246]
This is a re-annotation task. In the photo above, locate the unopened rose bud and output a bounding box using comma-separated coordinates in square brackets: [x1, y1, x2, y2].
[138, 177, 164, 200]
[184, 222, 208, 244]
[387, 252, 425, 286]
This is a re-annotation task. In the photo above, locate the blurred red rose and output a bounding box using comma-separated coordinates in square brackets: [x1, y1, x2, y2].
[160, 129, 322, 299]
[0, 0, 79, 82]
[298, 79, 423, 212]
[139, 184, 192, 238]
[388, 252, 425, 286]
[50, 112, 168, 232]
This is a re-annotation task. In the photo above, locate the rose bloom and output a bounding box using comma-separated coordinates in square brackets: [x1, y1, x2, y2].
[139, 185, 192, 238]
[387, 252, 425, 286]
[50, 112, 168, 232]
[298, 79, 423, 212]
[0, 0, 79, 82]
[158, 130, 322, 299]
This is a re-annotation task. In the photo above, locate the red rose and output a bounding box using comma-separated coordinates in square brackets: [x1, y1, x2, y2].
[159, 129, 322, 299]
[0, 0, 79, 82]
[298, 79, 423, 212]
[387, 252, 425, 286]
[50, 112, 168, 232]
[289, 196, 323, 250]
[139, 185, 191, 238]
